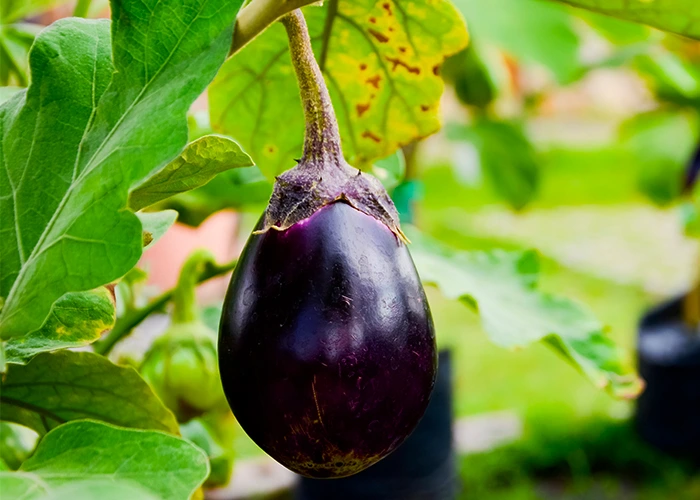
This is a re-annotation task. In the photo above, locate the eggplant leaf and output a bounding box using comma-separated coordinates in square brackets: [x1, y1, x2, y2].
[4, 288, 115, 365]
[551, 0, 700, 40]
[407, 227, 643, 399]
[0, 421, 207, 500]
[0, 0, 244, 340]
[129, 135, 254, 212]
[0, 350, 179, 435]
[210, 0, 468, 176]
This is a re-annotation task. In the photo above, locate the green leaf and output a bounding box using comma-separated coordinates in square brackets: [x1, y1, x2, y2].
[4, 288, 115, 365]
[137, 210, 178, 248]
[210, 0, 468, 177]
[683, 189, 700, 238]
[0, 474, 162, 500]
[552, 0, 700, 40]
[46, 480, 160, 500]
[0, 422, 38, 470]
[3, 420, 208, 499]
[453, 0, 581, 84]
[442, 43, 497, 109]
[372, 149, 406, 191]
[0, 86, 21, 105]
[129, 135, 254, 212]
[634, 50, 700, 108]
[621, 110, 698, 205]
[0, 350, 179, 435]
[181, 415, 235, 488]
[0, 0, 244, 340]
[447, 120, 540, 210]
[160, 166, 272, 226]
[407, 227, 643, 399]
[0, 472, 48, 499]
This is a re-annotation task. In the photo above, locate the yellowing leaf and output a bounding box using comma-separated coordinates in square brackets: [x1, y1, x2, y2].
[210, 0, 468, 176]
[4, 288, 116, 365]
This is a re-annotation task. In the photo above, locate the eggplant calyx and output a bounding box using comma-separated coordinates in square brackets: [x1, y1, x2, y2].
[259, 156, 408, 243]
[256, 10, 406, 243]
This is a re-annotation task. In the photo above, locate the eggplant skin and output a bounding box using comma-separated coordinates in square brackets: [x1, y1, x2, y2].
[219, 202, 437, 478]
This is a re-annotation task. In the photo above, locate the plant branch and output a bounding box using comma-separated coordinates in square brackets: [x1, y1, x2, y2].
[73, 0, 92, 18]
[281, 9, 342, 162]
[230, 0, 320, 56]
[94, 259, 237, 356]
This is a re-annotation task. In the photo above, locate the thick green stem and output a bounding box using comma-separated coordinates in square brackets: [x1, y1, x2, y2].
[281, 10, 343, 163]
[230, 0, 320, 56]
[73, 0, 92, 17]
[172, 250, 215, 324]
[94, 258, 237, 356]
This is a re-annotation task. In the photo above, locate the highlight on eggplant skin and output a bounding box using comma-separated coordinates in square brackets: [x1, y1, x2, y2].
[219, 201, 437, 478]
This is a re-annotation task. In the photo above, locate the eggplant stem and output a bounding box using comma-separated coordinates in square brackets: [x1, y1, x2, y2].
[171, 250, 216, 324]
[94, 258, 238, 356]
[281, 10, 343, 163]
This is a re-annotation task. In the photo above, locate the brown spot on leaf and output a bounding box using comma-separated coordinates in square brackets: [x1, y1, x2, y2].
[369, 16, 376, 23]
[399, 47, 407, 53]
[388, 26, 394, 32]
[368, 29, 389, 43]
[356, 103, 370, 117]
[386, 57, 421, 75]
[420, 105, 430, 111]
[366, 75, 381, 89]
[432, 65, 440, 76]
[362, 130, 382, 143]
[382, 2, 393, 15]
[360, 63, 368, 71]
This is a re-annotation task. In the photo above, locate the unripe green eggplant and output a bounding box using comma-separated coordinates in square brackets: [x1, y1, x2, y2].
[141, 250, 227, 422]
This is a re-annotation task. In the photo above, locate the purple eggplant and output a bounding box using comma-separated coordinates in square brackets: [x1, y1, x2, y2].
[218, 11, 436, 478]
[219, 202, 436, 477]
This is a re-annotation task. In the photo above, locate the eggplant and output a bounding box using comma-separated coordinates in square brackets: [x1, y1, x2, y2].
[218, 11, 436, 478]
[220, 202, 436, 478]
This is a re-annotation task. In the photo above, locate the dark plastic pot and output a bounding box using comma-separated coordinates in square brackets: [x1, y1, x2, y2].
[635, 296, 700, 460]
[295, 350, 457, 500]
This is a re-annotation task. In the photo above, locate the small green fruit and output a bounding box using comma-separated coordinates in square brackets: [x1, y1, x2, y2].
[140, 321, 227, 421]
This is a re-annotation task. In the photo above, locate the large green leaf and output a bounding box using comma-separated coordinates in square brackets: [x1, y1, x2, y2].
[552, 0, 700, 40]
[210, 0, 468, 177]
[129, 135, 254, 212]
[0, 0, 244, 340]
[407, 227, 642, 398]
[4, 288, 116, 365]
[0, 350, 179, 435]
[453, 0, 581, 84]
[0, 421, 208, 500]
